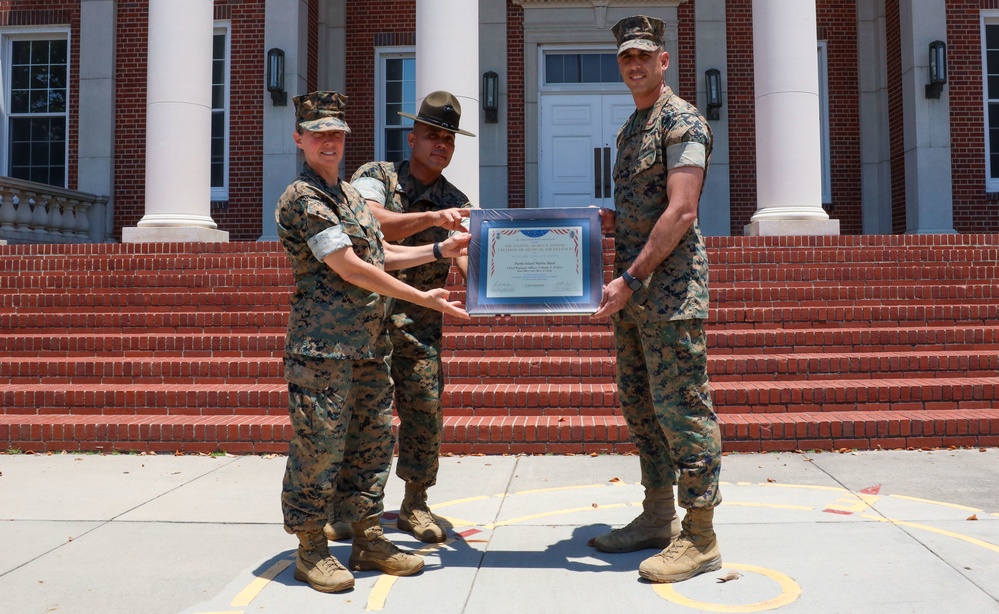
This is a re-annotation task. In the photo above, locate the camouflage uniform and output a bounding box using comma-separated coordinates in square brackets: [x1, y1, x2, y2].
[612, 86, 722, 510]
[352, 160, 471, 491]
[277, 163, 395, 534]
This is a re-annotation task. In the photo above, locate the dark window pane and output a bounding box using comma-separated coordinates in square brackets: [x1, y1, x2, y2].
[212, 84, 224, 109]
[988, 25, 999, 50]
[49, 90, 66, 113]
[30, 40, 49, 64]
[12, 41, 30, 64]
[990, 76, 999, 100]
[213, 34, 225, 58]
[602, 54, 618, 81]
[564, 56, 580, 83]
[581, 54, 601, 83]
[29, 166, 48, 184]
[50, 167, 64, 187]
[211, 161, 223, 187]
[49, 65, 66, 89]
[30, 118, 50, 140]
[12, 66, 30, 89]
[11, 142, 30, 164]
[31, 66, 49, 88]
[51, 143, 65, 165]
[30, 142, 49, 165]
[10, 90, 29, 114]
[49, 119, 66, 141]
[993, 154, 999, 178]
[990, 103, 999, 127]
[11, 166, 30, 181]
[386, 81, 402, 103]
[30, 90, 48, 113]
[385, 102, 404, 126]
[50, 40, 67, 64]
[212, 61, 224, 87]
[546, 54, 563, 84]
[11, 119, 30, 141]
[386, 59, 403, 81]
[212, 111, 224, 136]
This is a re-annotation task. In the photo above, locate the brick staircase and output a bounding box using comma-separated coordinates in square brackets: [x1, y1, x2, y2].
[1, 236, 997, 454]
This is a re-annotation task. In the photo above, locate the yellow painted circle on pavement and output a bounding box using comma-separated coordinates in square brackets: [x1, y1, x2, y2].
[653, 562, 801, 612]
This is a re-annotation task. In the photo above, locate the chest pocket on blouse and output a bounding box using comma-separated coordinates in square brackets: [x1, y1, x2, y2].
[614, 128, 661, 184]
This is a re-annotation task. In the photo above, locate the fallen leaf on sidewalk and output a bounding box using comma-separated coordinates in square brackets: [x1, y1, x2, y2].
[968, 514, 979, 521]
[717, 571, 742, 583]
[767, 478, 776, 483]
[609, 477, 621, 483]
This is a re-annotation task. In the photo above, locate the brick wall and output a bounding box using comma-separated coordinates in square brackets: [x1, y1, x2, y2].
[726, 0, 756, 234]
[113, 0, 266, 242]
[886, 0, 905, 233]
[0, 3, 80, 192]
[949, 1, 998, 232]
[507, 1, 525, 208]
[678, 0, 695, 102]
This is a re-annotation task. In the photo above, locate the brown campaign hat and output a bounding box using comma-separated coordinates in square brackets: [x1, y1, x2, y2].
[293, 91, 351, 133]
[612, 15, 666, 56]
[399, 90, 475, 137]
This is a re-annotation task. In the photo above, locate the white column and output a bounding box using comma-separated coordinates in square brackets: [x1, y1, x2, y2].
[899, 0, 954, 234]
[416, 0, 479, 205]
[746, 0, 839, 236]
[123, 0, 228, 243]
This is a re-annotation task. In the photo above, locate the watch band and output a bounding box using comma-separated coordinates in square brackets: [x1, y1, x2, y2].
[433, 242, 444, 260]
[621, 270, 643, 292]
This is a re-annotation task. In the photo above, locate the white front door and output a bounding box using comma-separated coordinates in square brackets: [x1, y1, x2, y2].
[539, 93, 633, 208]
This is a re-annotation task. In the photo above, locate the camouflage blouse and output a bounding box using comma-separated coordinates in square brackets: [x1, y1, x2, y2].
[351, 160, 470, 292]
[276, 164, 388, 360]
[612, 86, 712, 321]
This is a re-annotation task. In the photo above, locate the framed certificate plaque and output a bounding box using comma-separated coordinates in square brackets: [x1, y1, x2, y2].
[466, 207, 603, 316]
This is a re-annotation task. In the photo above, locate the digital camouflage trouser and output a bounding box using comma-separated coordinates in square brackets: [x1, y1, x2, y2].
[387, 302, 445, 492]
[613, 308, 722, 510]
[281, 354, 395, 534]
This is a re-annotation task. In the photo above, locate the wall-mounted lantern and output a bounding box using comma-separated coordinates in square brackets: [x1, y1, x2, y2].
[705, 68, 722, 120]
[482, 71, 499, 124]
[266, 48, 287, 106]
[926, 40, 947, 99]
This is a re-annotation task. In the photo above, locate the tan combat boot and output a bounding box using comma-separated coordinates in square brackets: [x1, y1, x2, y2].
[293, 530, 354, 593]
[592, 487, 681, 553]
[397, 483, 448, 544]
[349, 515, 425, 576]
[639, 508, 721, 583]
[323, 520, 353, 541]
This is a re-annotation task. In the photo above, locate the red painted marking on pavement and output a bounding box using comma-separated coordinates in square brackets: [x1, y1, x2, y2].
[859, 484, 882, 495]
[458, 528, 482, 538]
[823, 508, 853, 515]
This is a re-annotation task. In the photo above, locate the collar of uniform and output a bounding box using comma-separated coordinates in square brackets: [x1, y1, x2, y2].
[642, 85, 676, 131]
[301, 162, 342, 197]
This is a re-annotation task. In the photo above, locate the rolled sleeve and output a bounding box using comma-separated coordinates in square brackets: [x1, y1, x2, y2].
[666, 141, 706, 170]
[307, 226, 352, 261]
[352, 176, 388, 205]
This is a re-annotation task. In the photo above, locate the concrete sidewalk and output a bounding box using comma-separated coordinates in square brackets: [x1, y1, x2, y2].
[1, 448, 997, 614]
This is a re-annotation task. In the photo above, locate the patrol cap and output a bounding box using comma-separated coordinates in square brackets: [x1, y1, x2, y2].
[398, 90, 475, 137]
[293, 91, 351, 133]
[612, 15, 666, 56]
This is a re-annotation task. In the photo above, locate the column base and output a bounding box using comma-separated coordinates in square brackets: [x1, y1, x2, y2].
[122, 226, 230, 243]
[744, 218, 840, 236]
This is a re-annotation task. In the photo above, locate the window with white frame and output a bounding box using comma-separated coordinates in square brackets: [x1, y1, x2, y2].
[983, 15, 999, 192]
[211, 24, 230, 202]
[1, 31, 69, 188]
[375, 49, 415, 162]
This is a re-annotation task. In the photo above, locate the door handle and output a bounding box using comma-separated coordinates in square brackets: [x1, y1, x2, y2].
[594, 148, 601, 199]
[603, 146, 611, 198]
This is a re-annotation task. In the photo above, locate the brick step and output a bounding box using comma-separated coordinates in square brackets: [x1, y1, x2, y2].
[3, 348, 990, 386]
[710, 283, 999, 305]
[445, 350, 999, 384]
[0, 254, 289, 273]
[0, 311, 289, 333]
[706, 246, 999, 265]
[5, 378, 993, 417]
[0, 357, 285, 384]
[443, 330, 616, 355]
[0, 333, 282, 357]
[440, 378, 999, 416]
[711, 303, 999, 329]
[710, 265, 999, 284]
[0, 272, 292, 291]
[3, 409, 996, 455]
[0, 292, 290, 311]
[706, 324, 999, 353]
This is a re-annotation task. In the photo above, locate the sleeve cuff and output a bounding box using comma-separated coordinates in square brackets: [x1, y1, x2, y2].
[352, 176, 388, 205]
[307, 226, 352, 261]
[666, 141, 706, 170]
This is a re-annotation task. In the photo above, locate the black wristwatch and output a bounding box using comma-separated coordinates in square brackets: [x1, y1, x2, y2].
[621, 270, 643, 292]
